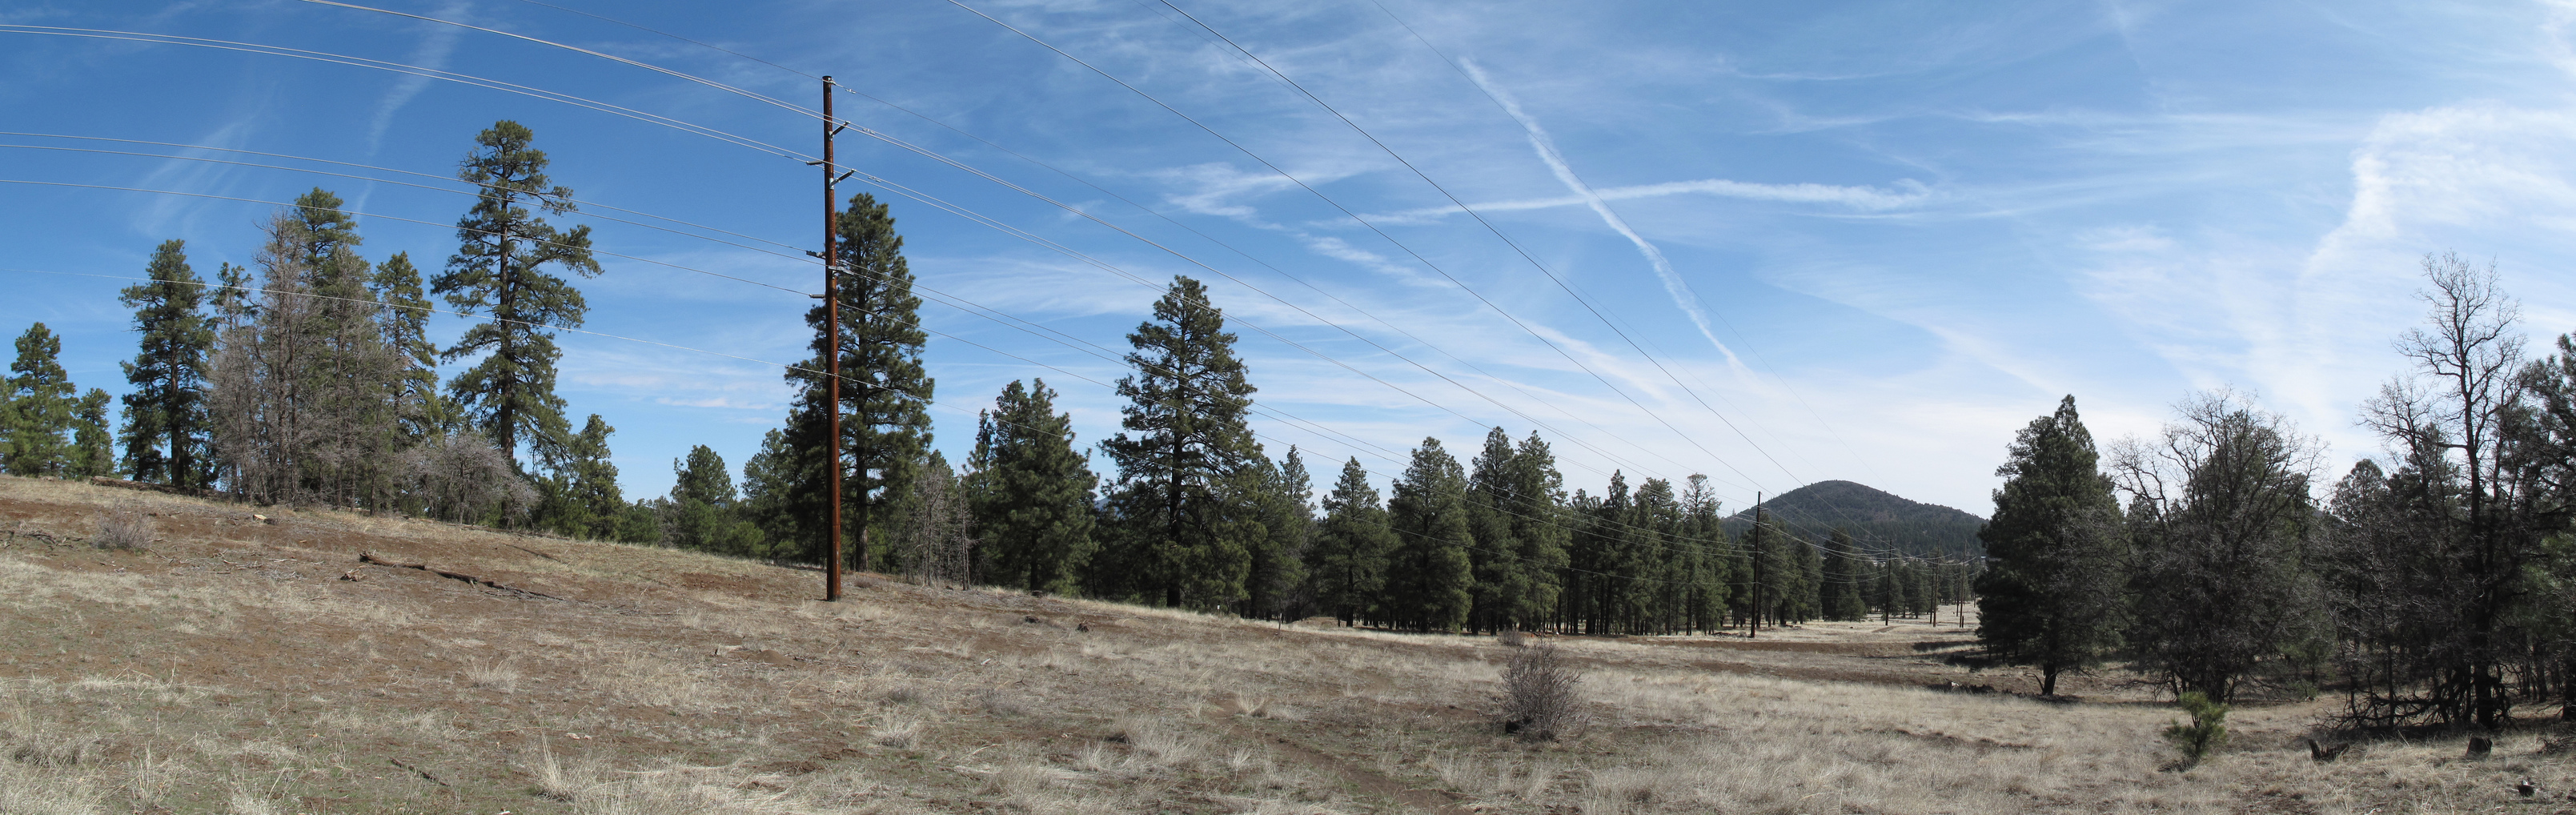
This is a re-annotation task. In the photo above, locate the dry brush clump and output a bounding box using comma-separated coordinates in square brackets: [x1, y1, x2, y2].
[1501, 642, 1587, 741]
[89, 503, 150, 551]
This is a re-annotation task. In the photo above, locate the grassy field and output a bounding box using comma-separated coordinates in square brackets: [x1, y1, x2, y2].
[2, 474, 2569, 814]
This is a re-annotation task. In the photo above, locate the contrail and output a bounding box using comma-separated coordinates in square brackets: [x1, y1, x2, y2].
[1459, 59, 1743, 371]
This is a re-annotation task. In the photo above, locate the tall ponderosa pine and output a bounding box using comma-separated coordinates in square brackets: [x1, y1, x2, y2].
[766, 191, 933, 568]
[1466, 428, 1525, 634]
[1974, 395, 2131, 696]
[371, 251, 441, 442]
[1308, 456, 1394, 625]
[5, 323, 80, 476]
[1099, 275, 1263, 608]
[1386, 437, 1475, 632]
[434, 121, 600, 467]
[117, 239, 215, 486]
[967, 379, 1097, 595]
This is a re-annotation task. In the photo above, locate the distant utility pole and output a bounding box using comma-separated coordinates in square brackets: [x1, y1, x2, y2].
[1749, 492, 1762, 640]
[812, 76, 854, 601]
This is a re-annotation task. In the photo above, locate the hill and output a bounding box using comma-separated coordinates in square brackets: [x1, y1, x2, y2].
[0, 475, 2515, 814]
[1722, 480, 1985, 557]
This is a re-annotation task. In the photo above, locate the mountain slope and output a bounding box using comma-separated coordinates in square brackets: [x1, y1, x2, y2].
[1723, 480, 1985, 557]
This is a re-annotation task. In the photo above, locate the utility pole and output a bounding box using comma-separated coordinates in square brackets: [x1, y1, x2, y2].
[1749, 492, 1762, 640]
[813, 76, 853, 601]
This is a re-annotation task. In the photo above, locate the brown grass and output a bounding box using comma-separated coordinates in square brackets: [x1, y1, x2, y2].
[0, 473, 2570, 813]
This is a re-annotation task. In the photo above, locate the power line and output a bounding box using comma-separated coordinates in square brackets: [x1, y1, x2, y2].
[215, 2, 1755, 501]
[937, 0, 1777, 495]
[0, 179, 809, 296]
[11, 13, 1927, 556]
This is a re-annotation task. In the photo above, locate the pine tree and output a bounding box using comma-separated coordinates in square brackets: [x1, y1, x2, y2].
[1503, 432, 1571, 632]
[434, 121, 600, 467]
[966, 379, 1097, 595]
[3, 323, 78, 476]
[1467, 428, 1525, 634]
[1099, 275, 1262, 609]
[211, 262, 255, 331]
[1626, 477, 1680, 633]
[207, 202, 408, 507]
[1679, 475, 1731, 632]
[665, 445, 762, 555]
[1820, 529, 1871, 620]
[1974, 395, 2131, 696]
[1244, 447, 1314, 620]
[70, 389, 114, 478]
[371, 251, 440, 444]
[1308, 456, 1394, 626]
[766, 192, 934, 568]
[536, 414, 629, 540]
[738, 428, 804, 558]
[1386, 437, 1475, 632]
[117, 239, 215, 486]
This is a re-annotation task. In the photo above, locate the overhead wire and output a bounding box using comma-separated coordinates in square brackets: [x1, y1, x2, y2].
[1138, 0, 1925, 555]
[445, 1, 1940, 560]
[935, 0, 1781, 495]
[236, 3, 1718, 489]
[12, 12, 1938, 562]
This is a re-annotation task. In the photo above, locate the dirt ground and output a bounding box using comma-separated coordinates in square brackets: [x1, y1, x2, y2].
[2, 475, 2570, 814]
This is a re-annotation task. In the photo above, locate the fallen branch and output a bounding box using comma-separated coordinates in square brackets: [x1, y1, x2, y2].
[358, 552, 569, 601]
[388, 757, 450, 787]
[504, 542, 569, 564]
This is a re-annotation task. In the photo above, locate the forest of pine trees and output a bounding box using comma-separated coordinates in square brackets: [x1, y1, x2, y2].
[0, 144, 1967, 637]
[1977, 254, 2576, 725]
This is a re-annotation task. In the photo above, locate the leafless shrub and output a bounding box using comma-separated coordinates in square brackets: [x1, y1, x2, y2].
[897, 464, 975, 588]
[1501, 643, 1587, 741]
[91, 504, 150, 551]
[399, 432, 532, 524]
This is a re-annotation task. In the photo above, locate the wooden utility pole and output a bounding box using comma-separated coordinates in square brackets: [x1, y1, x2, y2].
[1749, 492, 1762, 640]
[817, 76, 849, 601]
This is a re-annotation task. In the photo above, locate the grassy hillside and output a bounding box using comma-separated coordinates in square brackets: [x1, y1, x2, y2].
[1723, 480, 1986, 557]
[0, 475, 2561, 814]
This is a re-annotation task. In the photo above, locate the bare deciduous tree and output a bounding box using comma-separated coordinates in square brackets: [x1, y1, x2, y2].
[898, 460, 975, 588]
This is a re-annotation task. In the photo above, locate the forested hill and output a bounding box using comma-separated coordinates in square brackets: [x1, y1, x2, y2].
[1721, 480, 1985, 558]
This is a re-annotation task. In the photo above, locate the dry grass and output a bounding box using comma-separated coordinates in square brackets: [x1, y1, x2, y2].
[90, 503, 150, 551]
[1, 473, 2570, 814]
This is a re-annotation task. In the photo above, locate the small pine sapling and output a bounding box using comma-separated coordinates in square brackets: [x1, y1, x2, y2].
[2164, 691, 2229, 764]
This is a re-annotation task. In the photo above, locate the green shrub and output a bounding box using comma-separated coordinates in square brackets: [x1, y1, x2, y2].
[2164, 691, 2229, 763]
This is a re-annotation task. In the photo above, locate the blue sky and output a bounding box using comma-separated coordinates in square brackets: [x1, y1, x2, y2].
[6, 0, 2575, 517]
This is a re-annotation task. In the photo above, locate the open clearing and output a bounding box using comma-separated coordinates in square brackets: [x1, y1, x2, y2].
[2, 475, 2569, 814]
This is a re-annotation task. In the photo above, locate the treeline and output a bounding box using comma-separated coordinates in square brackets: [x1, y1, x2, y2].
[2, 126, 1973, 636]
[1979, 254, 2576, 729]
[664, 266, 1976, 636]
